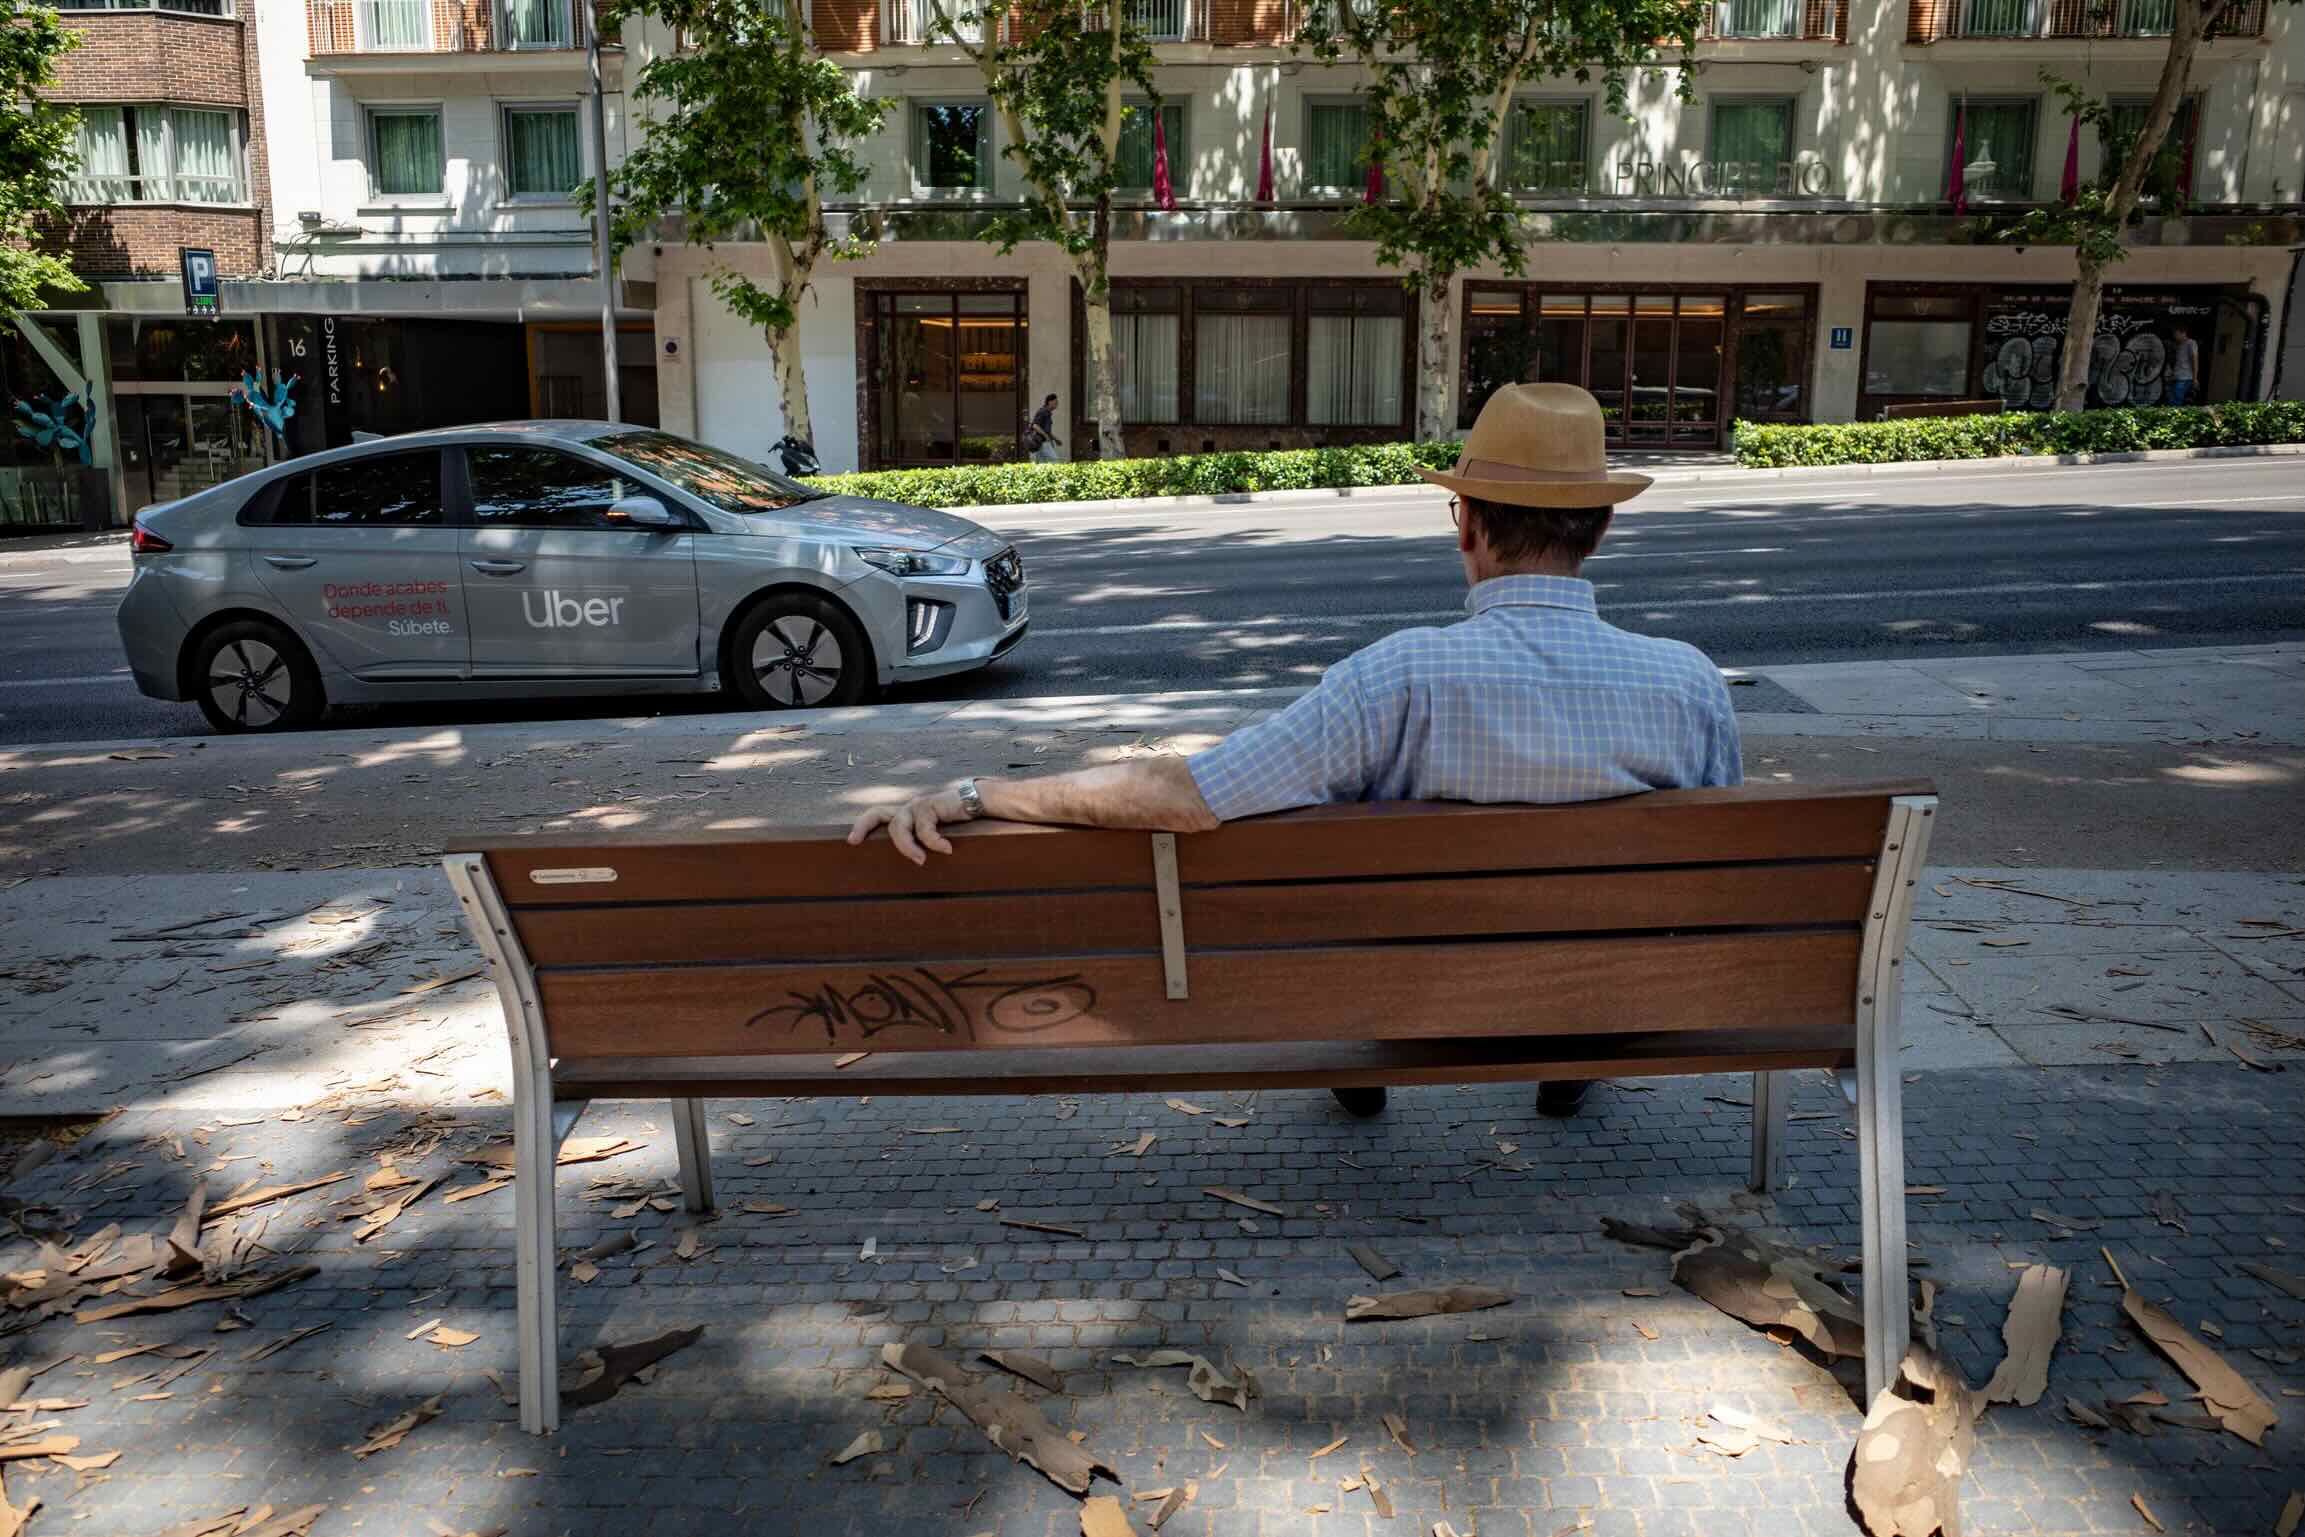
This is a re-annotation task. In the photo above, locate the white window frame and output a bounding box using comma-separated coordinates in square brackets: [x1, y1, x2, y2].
[1947, 95, 2041, 203]
[365, 103, 449, 204]
[500, 100, 586, 202]
[66, 102, 248, 207]
[495, 0, 574, 49]
[909, 98, 994, 197]
[355, 0, 436, 50]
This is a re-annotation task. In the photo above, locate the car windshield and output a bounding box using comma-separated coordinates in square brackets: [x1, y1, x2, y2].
[590, 430, 819, 514]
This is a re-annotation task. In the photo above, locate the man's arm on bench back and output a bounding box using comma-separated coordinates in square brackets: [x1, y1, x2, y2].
[847, 755, 1220, 865]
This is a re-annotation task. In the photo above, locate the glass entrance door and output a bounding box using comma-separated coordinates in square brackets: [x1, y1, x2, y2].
[873, 290, 1026, 467]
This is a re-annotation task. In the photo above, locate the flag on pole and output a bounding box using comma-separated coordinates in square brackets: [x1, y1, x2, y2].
[1255, 103, 1274, 203]
[1363, 132, 1384, 204]
[1947, 100, 1968, 215]
[2059, 111, 2080, 203]
[1152, 108, 1177, 212]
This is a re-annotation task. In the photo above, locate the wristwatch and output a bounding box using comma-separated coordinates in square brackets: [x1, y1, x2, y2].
[954, 778, 986, 820]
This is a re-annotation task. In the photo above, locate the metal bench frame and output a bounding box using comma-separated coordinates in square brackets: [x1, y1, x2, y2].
[446, 793, 1935, 1435]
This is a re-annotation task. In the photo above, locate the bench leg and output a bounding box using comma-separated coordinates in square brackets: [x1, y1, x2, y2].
[1748, 1070, 1789, 1193]
[672, 1098, 716, 1214]
[1855, 1008, 1909, 1406]
[513, 1070, 560, 1435]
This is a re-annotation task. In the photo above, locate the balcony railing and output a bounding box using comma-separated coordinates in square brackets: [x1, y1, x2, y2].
[884, 0, 1198, 42]
[309, 0, 589, 55]
[1916, 0, 2263, 39]
[1701, 0, 1845, 39]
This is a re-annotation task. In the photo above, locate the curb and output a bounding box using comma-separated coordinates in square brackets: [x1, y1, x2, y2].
[980, 440, 2305, 520]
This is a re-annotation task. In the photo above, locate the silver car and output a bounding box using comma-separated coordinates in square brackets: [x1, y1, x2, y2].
[116, 422, 1028, 732]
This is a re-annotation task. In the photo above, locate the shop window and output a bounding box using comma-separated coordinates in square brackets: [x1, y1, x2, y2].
[1501, 100, 1587, 195]
[1866, 293, 1973, 397]
[1112, 286, 1182, 423]
[504, 104, 582, 199]
[1460, 288, 1530, 429]
[1947, 99, 2037, 202]
[106, 317, 258, 384]
[1709, 97, 1795, 196]
[369, 106, 446, 198]
[69, 105, 246, 204]
[1304, 100, 1371, 196]
[2101, 96, 2199, 202]
[1192, 288, 1291, 425]
[1734, 291, 1810, 418]
[1114, 99, 1186, 194]
[912, 102, 992, 192]
[1307, 286, 1405, 427]
[469, 446, 637, 529]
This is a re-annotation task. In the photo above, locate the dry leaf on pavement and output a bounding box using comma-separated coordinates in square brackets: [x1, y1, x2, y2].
[1346, 1287, 1510, 1322]
[1201, 1188, 1284, 1218]
[829, 1429, 883, 1465]
[882, 1342, 1114, 1494]
[1146, 1483, 1193, 1529]
[427, 1327, 479, 1349]
[1708, 1405, 1797, 1444]
[2239, 1262, 2305, 1301]
[1080, 1496, 1139, 1537]
[2273, 1490, 2303, 1537]
[202, 1174, 349, 1222]
[2121, 1289, 2278, 1444]
[1348, 1244, 1400, 1282]
[350, 1396, 443, 1458]
[1109, 1134, 1156, 1158]
[2132, 1494, 2164, 1532]
[865, 1381, 912, 1401]
[1165, 1101, 1207, 1117]
[1110, 1351, 1250, 1410]
[74, 1266, 318, 1325]
[1983, 1264, 2069, 1406]
[979, 1350, 1063, 1394]
[1671, 1229, 1864, 1359]
[1382, 1411, 1416, 1454]
[1850, 1347, 1983, 1537]
[561, 1326, 705, 1409]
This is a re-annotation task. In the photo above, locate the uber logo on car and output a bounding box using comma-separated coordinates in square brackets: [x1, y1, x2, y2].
[523, 591, 627, 629]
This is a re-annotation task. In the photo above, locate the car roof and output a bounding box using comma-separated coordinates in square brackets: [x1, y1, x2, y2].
[232, 421, 647, 479]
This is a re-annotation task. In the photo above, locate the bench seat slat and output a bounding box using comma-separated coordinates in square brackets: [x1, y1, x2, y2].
[550, 1027, 1855, 1098]
[509, 861, 1877, 968]
[536, 930, 1860, 1059]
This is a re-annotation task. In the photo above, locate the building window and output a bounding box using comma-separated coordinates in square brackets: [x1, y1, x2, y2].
[1709, 97, 1795, 195]
[2102, 95, 2199, 201]
[1114, 99, 1184, 193]
[1734, 291, 1811, 418]
[1500, 100, 1587, 194]
[1865, 292, 1973, 397]
[2115, 0, 2173, 32]
[1307, 286, 1405, 426]
[69, 105, 245, 204]
[1948, 99, 2037, 201]
[500, 0, 572, 47]
[503, 104, 582, 198]
[369, 106, 445, 197]
[1714, 0, 1797, 35]
[357, 0, 432, 47]
[1304, 100, 1371, 196]
[1113, 286, 1181, 422]
[1193, 288, 1292, 424]
[1957, 0, 2041, 35]
[912, 101, 992, 192]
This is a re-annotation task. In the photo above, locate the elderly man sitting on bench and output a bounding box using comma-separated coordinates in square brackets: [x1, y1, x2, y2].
[849, 383, 1743, 1119]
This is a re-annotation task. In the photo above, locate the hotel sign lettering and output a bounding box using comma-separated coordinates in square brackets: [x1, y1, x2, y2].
[1610, 158, 1835, 198]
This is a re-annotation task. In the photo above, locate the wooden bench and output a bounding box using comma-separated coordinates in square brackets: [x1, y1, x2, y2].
[445, 779, 1937, 1434]
[1879, 398, 2006, 421]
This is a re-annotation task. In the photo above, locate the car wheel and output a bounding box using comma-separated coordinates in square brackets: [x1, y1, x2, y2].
[727, 594, 872, 710]
[191, 620, 323, 733]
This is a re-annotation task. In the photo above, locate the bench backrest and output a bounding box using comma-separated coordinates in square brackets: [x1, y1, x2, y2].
[446, 780, 1934, 1067]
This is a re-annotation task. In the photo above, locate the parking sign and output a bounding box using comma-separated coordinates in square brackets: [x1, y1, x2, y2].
[180, 247, 220, 317]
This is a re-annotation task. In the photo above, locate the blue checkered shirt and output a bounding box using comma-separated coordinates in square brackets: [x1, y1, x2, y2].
[1187, 575, 1742, 821]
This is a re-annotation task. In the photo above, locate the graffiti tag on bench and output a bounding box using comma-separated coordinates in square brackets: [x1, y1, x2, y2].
[743, 966, 1099, 1044]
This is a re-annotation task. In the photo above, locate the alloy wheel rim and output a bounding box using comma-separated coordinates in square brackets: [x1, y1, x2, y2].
[751, 616, 844, 707]
[206, 639, 290, 728]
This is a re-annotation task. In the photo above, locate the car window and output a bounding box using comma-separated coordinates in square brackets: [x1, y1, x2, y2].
[469, 446, 648, 531]
[256, 451, 444, 527]
[589, 429, 817, 515]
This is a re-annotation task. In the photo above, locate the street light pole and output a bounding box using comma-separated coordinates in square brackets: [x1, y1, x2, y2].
[586, 0, 621, 423]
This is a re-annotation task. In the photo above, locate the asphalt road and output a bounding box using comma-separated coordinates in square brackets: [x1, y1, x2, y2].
[2, 455, 2299, 745]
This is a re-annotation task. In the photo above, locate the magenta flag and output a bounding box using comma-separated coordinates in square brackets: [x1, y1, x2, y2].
[1948, 104, 1967, 215]
[2059, 112, 2080, 203]
[1152, 108, 1177, 211]
[1255, 104, 1274, 203]
[1363, 132, 1384, 204]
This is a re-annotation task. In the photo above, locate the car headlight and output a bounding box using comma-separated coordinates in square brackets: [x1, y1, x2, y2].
[854, 546, 971, 577]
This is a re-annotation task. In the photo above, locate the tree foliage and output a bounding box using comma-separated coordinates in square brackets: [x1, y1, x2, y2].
[0, 3, 87, 314]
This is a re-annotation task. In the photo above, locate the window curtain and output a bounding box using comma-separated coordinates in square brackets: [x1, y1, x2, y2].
[171, 109, 237, 202]
[1719, 0, 1797, 34]
[134, 110, 172, 201]
[72, 107, 131, 203]
[1305, 104, 1368, 192]
[1712, 101, 1792, 171]
[504, 0, 568, 44]
[1307, 314, 1403, 426]
[1115, 103, 1181, 191]
[373, 112, 443, 195]
[1194, 313, 1290, 423]
[1113, 312, 1180, 422]
[1506, 104, 1584, 192]
[364, 0, 428, 46]
[506, 110, 581, 196]
[1962, 102, 2035, 198]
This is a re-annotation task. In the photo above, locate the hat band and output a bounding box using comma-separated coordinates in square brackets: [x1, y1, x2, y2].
[1452, 456, 1611, 483]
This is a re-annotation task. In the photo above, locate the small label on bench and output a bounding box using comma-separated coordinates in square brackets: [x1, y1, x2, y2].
[528, 866, 619, 886]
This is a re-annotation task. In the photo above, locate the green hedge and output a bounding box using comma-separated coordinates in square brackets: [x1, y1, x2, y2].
[1732, 402, 2305, 469]
[804, 439, 1464, 509]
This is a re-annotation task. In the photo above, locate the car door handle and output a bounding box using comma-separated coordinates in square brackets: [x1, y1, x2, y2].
[468, 559, 528, 575]
[262, 555, 317, 570]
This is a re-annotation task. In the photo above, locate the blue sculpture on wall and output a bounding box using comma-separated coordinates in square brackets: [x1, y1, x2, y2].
[233, 370, 299, 444]
[12, 393, 91, 465]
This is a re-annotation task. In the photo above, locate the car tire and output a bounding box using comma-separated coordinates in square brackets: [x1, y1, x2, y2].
[191, 619, 324, 734]
[726, 593, 873, 711]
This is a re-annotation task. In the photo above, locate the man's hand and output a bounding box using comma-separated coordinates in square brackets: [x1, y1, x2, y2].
[846, 786, 969, 865]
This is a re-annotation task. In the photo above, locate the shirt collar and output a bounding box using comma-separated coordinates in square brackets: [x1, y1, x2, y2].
[1466, 573, 1599, 618]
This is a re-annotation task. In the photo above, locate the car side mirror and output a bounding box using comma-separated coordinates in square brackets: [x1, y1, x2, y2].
[609, 495, 681, 530]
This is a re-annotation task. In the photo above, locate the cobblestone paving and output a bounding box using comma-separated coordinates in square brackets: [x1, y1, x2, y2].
[4, 1063, 2299, 1537]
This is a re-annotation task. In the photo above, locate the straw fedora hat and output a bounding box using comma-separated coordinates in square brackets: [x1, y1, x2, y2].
[1416, 383, 1653, 508]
